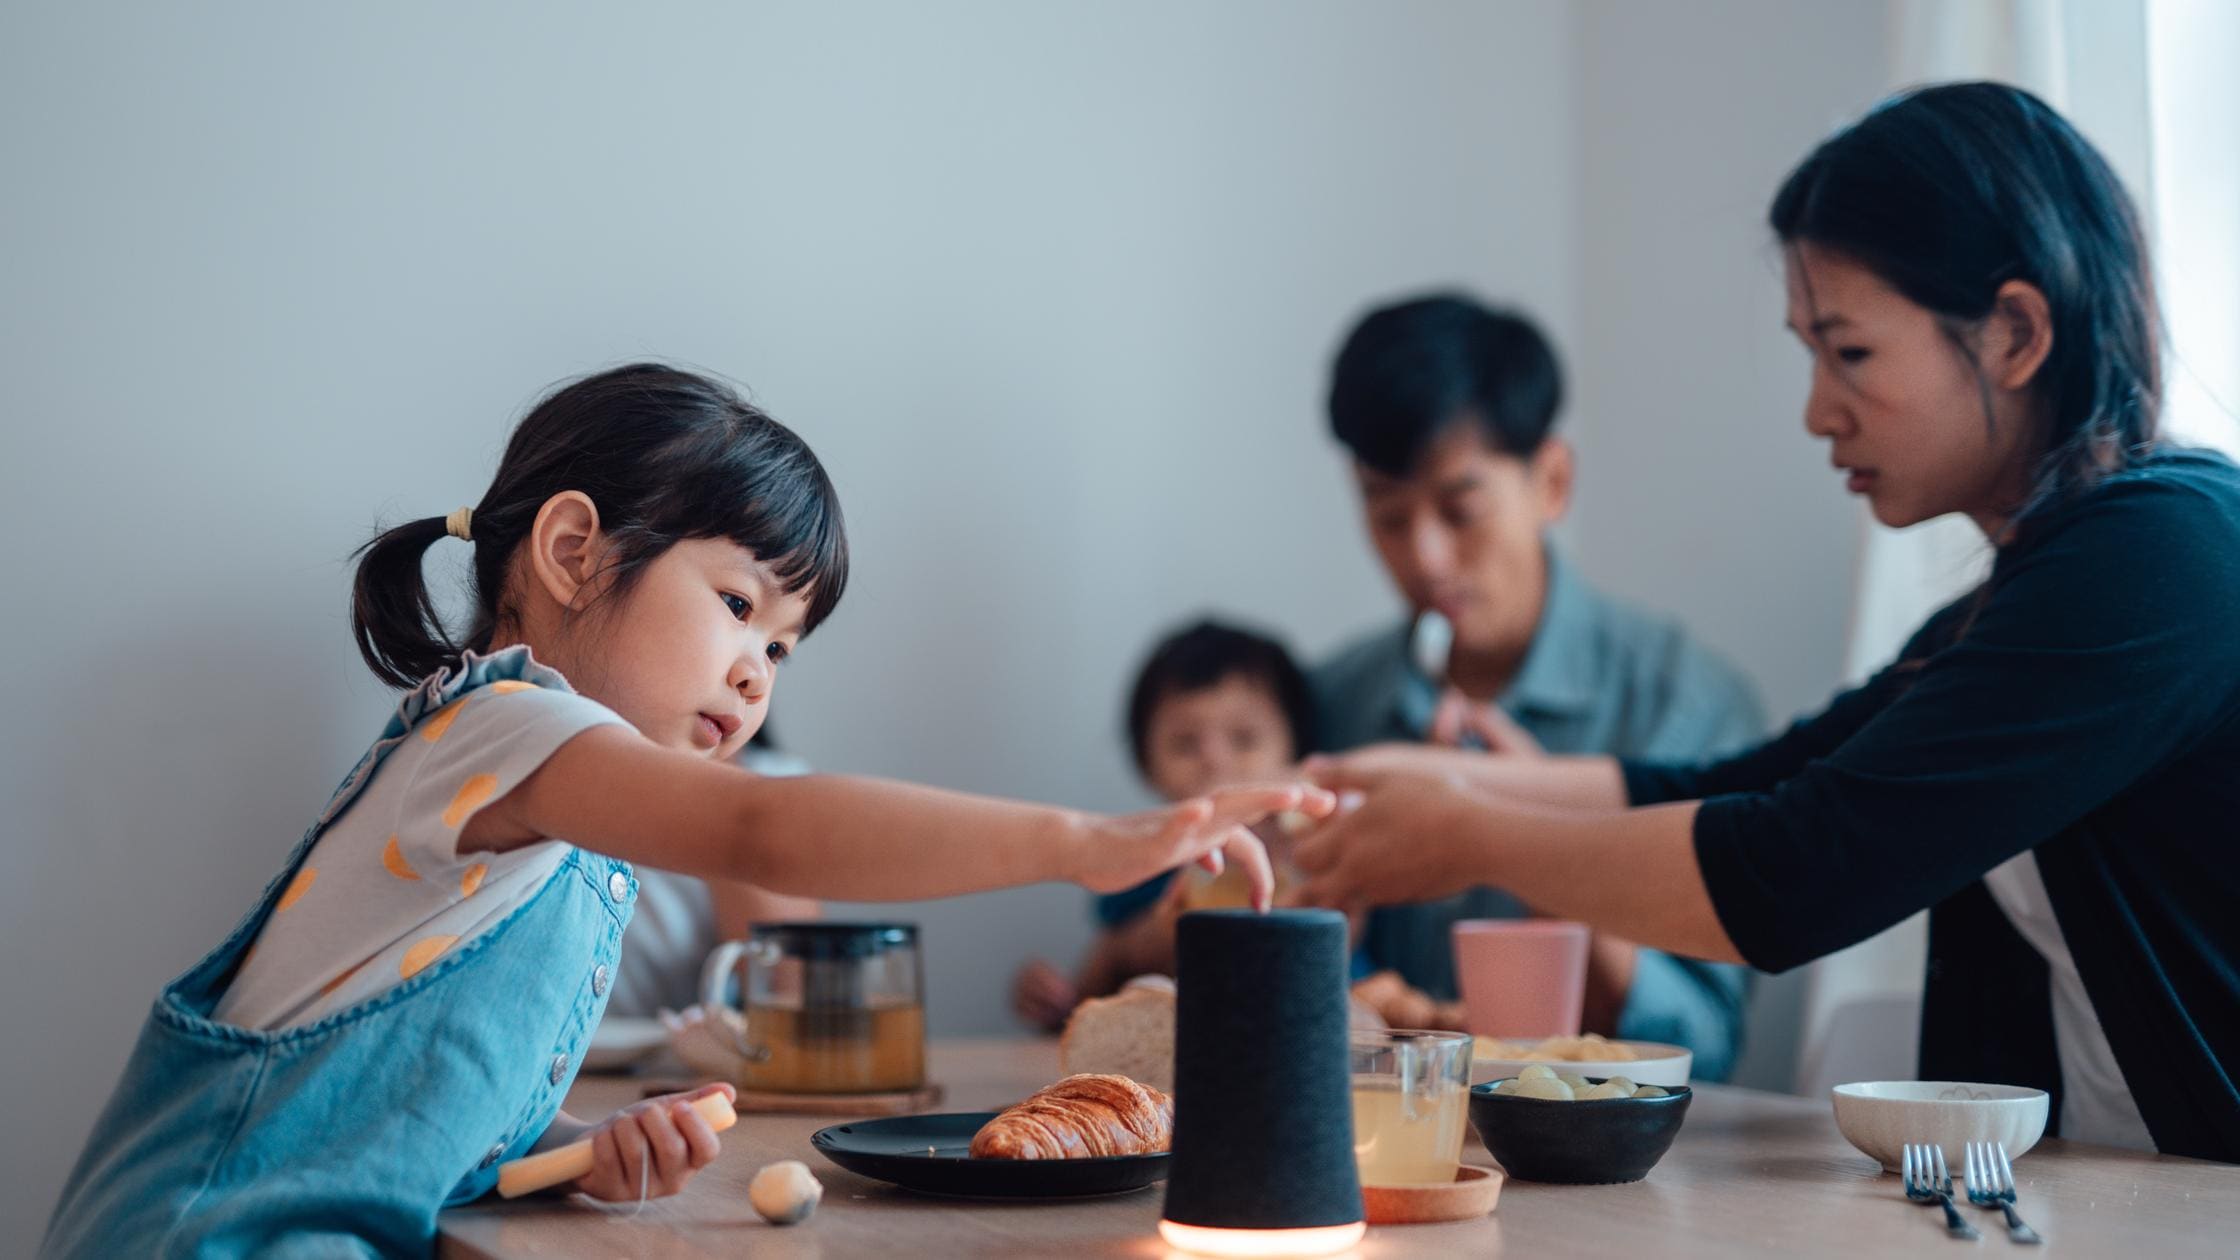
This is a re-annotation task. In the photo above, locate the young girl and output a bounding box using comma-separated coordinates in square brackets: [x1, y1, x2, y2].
[1292, 83, 2240, 1161]
[42, 364, 1326, 1257]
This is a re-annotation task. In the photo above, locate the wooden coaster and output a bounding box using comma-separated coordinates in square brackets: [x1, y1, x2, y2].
[1362, 1164, 1504, 1224]
[639, 1080, 946, 1117]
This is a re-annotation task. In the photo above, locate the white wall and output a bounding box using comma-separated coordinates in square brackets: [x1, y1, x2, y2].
[0, 1, 1583, 1240]
[0, 0, 1908, 1240]
[1568, 0, 1884, 723]
[1565, 0, 1890, 1090]
[780, 0, 1581, 1046]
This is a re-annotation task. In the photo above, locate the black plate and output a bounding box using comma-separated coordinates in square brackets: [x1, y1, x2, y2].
[811, 1112, 1171, 1199]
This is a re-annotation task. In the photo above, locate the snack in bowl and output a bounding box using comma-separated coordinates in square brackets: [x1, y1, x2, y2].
[1487, 1064, 1671, 1101]
[1468, 1075, 1693, 1184]
[969, 1073, 1174, 1159]
[1473, 1032, 1639, 1062]
[1470, 1034, 1692, 1088]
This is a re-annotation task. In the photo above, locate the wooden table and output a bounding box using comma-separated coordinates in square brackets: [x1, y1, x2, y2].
[439, 1038, 2238, 1258]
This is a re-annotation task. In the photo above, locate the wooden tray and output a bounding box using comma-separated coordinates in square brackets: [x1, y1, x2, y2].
[1362, 1164, 1504, 1224]
[639, 1080, 946, 1117]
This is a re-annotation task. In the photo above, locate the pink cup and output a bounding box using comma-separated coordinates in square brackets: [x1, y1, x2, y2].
[1451, 919, 1590, 1039]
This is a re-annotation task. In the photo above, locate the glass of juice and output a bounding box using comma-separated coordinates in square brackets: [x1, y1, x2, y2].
[1349, 1029, 1473, 1186]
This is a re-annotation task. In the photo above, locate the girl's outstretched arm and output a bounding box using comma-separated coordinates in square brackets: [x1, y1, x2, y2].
[467, 725, 1333, 906]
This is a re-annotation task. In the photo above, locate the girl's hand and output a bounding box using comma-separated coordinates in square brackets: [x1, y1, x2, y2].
[1073, 783, 1336, 911]
[573, 1083, 735, 1202]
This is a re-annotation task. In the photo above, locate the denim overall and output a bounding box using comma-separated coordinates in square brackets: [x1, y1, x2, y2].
[42, 653, 637, 1258]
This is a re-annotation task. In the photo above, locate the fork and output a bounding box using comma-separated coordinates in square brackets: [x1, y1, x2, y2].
[1966, 1140, 2044, 1244]
[1903, 1143, 1981, 1240]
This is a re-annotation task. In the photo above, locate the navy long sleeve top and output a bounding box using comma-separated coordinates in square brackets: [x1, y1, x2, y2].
[1626, 449, 2240, 1162]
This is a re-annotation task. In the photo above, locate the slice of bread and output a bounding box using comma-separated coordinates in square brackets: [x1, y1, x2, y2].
[1059, 982, 1175, 1093]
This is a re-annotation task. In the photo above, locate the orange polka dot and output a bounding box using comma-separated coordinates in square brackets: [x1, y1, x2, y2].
[399, 935, 461, 980]
[490, 680, 538, 694]
[276, 867, 318, 911]
[381, 835, 422, 882]
[442, 774, 499, 829]
[419, 698, 468, 743]
[321, 960, 366, 997]
[461, 862, 488, 897]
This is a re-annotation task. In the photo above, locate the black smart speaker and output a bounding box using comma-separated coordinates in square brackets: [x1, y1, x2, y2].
[1158, 909, 1366, 1257]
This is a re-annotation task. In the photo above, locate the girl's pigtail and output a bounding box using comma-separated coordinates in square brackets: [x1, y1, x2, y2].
[350, 515, 464, 689]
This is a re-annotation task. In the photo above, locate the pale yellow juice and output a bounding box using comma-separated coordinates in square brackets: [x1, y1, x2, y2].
[1351, 1076, 1467, 1185]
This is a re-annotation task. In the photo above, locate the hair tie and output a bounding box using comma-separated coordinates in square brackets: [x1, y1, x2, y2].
[444, 507, 475, 542]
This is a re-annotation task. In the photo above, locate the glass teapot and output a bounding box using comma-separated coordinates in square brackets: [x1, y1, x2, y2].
[698, 921, 927, 1094]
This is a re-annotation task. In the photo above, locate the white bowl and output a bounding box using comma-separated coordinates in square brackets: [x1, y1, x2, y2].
[1469, 1039, 1693, 1088]
[1830, 1081, 2049, 1172]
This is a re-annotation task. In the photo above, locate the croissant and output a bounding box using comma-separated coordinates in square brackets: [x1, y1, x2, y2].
[968, 1073, 1174, 1159]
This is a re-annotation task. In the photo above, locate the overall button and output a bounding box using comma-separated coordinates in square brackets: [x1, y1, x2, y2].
[549, 1053, 569, 1086]
[592, 964, 610, 996]
[607, 870, 630, 903]
[482, 1142, 507, 1169]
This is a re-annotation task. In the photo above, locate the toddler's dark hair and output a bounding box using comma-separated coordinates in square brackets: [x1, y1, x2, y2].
[1125, 619, 1313, 775]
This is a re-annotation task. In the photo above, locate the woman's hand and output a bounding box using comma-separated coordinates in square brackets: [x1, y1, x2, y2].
[1071, 783, 1336, 912]
[573, 1083, 735, 1202]
[1295, 763, 1737, 964]
[1304, 743, 1628, 814]
[1303, 742, 1505, 788]
[1289, 765, 1488, 915]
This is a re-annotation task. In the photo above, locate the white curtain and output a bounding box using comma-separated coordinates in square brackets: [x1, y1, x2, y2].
[2149, 1, 2240, 456]
[1794, 0, 2240, 1095]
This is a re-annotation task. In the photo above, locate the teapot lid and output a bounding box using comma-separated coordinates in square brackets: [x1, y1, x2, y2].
[750, 921, 918, 959]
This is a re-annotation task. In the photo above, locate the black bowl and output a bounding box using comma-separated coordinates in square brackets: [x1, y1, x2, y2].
[1468, 1077, 1692, 1184]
